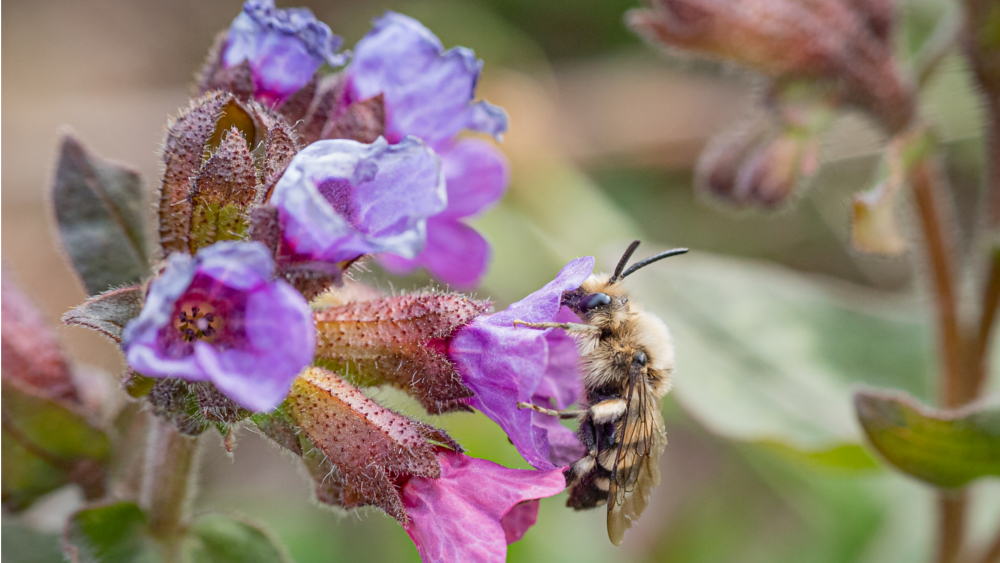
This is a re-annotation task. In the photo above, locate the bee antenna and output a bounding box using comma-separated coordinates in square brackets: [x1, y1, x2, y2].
[620, 248, 689, 279]
[611, 240, 642, 282]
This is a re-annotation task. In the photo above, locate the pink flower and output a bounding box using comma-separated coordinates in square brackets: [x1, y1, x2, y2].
[401, 450, 565, 562]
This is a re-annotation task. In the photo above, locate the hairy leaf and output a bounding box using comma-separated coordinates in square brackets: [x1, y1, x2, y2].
[189, 128, 257, 252]
[52, 135, 149, 295]
[2, 272, 78, 402]
[63, 285, 145, 343]
[855, 389, 1000, 487]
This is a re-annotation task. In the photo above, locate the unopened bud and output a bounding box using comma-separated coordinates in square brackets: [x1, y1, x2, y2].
[158, 92, 299, 255]
[627, 0, 913, 132]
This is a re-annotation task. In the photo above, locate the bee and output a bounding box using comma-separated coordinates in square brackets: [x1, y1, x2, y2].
[515, 241, 686, 545]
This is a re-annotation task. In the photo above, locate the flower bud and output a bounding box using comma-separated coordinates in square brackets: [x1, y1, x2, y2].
[314, 292, 490, 414]
[627, 0, 913, 132]
[158, 92, 298, 255]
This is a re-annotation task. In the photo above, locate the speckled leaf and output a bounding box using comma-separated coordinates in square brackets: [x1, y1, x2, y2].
[63, 285, 145, 344]
[52, 135, 149, 295]
[180, 513, 289, 563]
[287, 367, 459, 521]
[314, 293, 490, 414]
[855, 390, 1000, 487]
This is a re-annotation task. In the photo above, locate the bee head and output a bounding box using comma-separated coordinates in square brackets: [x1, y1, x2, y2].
[609, 240, 688, 283]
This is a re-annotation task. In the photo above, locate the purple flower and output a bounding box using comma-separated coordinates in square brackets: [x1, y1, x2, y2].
[347, 12, 510, 287]
[448, 257, 595, 469]
[401, 449, 565, 563]
[122, 241, 315, 412]
[269, 136, 446, 264]
[223, 0, 346, 105]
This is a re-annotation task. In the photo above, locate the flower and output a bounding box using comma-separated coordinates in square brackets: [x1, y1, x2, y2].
[268, 136, 446, 264]
[347, 12, 510, 287]
[122, 241, 314, 412]
[448, 257, 594, 469]
[401, 449, 566, 563]
[222, 0, 346, 105]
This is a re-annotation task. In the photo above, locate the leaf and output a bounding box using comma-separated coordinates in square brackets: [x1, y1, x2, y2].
[2, 521, 64, 563]
[180, 513, 289, 563]
[855, 389, 1000, 487]
[2, 271, 78, 402]
[62, 502, 160, 563]
[626, 251, 933, 463]
[2, 378, 111, 509]
[52, 134, 149, 295]
[63, 285, 145, 343]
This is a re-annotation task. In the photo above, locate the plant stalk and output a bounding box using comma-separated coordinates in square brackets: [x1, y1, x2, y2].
[141, 416, 198, 540]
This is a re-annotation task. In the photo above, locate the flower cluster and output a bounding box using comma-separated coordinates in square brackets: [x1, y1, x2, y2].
[59, 2, 590, 561]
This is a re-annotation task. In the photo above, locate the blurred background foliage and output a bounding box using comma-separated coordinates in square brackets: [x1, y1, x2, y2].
[3, 0, 999, 561]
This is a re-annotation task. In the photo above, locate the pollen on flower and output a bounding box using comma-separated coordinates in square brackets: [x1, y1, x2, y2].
[174, 303, 220, 343]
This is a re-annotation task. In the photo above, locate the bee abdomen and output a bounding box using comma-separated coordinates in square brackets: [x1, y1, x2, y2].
[566, 463, 613, 509]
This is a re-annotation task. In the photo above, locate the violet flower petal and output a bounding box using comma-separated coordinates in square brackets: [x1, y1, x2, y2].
[500, 501, 541, 545]
[401, 450, 565, 563]
[437, 139, 509, 220]
[449, 257, 594, 468]
[348, 12, 508, 148]
[224, 0, 346, 104]
[378, 218, 490, 289]
[270, 136, 446, 263]
[122, 241, 314, 412]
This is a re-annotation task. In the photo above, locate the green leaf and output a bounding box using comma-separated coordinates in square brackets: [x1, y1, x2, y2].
[63, 285, 145, 343]
[181, 514, 290, 563]
[2, 522, 64, 563]
[63, 502, 161, 563]
[2, 378, 111, 509]
[855, 389, 1000, 487]
[52, 134, 149, 296]
[625, 252, 933, 464]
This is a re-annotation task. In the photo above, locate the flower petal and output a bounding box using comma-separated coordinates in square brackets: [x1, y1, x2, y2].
[122, 242, 315, 412]
[379, 218, 490, 289]
[500, 500, 540, 544]
[437, 139, 509, 220]
[224, 0, 346, 104]
[348, 12, 508, 148]
[449, 257, 594, 468]
[401, 450, 565, 563]
[270, 136, 446, 263]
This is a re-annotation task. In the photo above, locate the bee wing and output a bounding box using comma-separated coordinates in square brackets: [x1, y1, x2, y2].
[606, 361, 666, 546]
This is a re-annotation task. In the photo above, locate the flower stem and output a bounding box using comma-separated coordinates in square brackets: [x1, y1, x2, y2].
[970, 249, 1000, 397]
[142, 416, 199, 540]
[938, 492, 967, 563]
[910, 157, 965, 407]
[975, 523, 1000, 563]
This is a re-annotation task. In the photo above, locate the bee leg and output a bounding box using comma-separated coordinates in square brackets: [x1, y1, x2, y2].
[588, 398, 627, 425]
[517, 402, 585, 419]
[512, 320, 602, 335]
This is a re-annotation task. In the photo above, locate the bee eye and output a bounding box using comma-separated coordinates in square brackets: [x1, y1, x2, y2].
[634, 351, 648, 366]
[579, 292, 611, 313]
